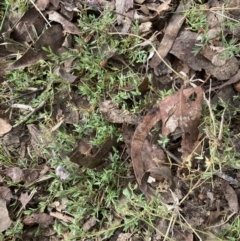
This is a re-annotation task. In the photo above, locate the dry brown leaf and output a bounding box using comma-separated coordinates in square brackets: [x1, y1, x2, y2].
[99, 100, 140, 125]
[27, 124, 54, 159]
[160, 87, 203, 160]
[69, 137, 118, 168]
[23, 168, 39, 184]
[170, 30, 239, 80]
[47, 11, 81, 35]
[0, 187, 13, 202]
[5, 167, 24, 183]
[222, 181, 239, 213]
[23, 213, 54, 227]
[131, 87, 203, 196]
[131, 105, 167, 195]
[156, 0, 171, 14]
[35, 0, 50, 11]
[0, 198, 12, 232]
[50, 0, 60, 7]
[116, 0, 128, 25]
[207, 200, 221, 225]
[50, 211, 73, 223]
[82, 216, 97, 232]
[9, 24, 64, 70]
[0, 118, 12, 135]
[10, 7, 45, 44]
[149, 0, 190, 68]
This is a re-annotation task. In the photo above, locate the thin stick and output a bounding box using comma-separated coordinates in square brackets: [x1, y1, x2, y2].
[29, 0, 51, 27]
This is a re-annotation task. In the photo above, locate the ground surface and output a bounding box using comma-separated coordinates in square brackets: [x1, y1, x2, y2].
[1, 0, 240, 240]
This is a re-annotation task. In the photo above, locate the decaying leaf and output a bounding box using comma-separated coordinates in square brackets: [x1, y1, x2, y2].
[27, 124, 54, 159]
[0, 118, 12, 135]
[131, 87, 203, 196]
[69, 137, 118, 168]
[82, 216, 97, 232]
[99, 100, 140, 124]
[23, 213, 54, 227]
[0, 187, 13, 202]
[149, 0, 189, 68]
[160, 87, 203, 160]
[207, 200, 221, 225]
[35, 0, 50, 11]
[10, 7, 45, 44]
[170, 30, 239, 80]
[8, 24, 65, 70]
[0, 198, 12, 232]
[50, 211, 73, 223]
[47, 11, 82, 35]
[222, 181, 239, 213]
[5, 167, 24, 183]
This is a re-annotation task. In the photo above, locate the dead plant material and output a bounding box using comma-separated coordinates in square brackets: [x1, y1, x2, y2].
[69, 137, 118, 168]
[149, 0, 190, 68]
[8, 24, 65, 70]
[131, 86, 203, 196]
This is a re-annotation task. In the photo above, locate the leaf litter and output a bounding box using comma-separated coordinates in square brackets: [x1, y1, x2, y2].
[1, 0, 240, 240]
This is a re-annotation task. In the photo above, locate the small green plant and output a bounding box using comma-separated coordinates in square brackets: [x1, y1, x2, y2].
[218, 216, 240, 240]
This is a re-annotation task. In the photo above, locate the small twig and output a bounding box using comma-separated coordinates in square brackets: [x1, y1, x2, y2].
[109, 32, 187, 82]
[159, 144, 182, 165]
[29, 0, 51, 27]
[206, 212, 236, 230]
[0, 88, 44, 106]
[17, 188, 37, 217]
[215, 171, 240, 187]
[12, 82, 52, 128]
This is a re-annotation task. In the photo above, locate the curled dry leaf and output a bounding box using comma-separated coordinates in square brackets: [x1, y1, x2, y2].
[160, 87, 203, 160]
[131, 105, 171, 196]
[131, 87, 203, 196]
[0, 118, 12, 135]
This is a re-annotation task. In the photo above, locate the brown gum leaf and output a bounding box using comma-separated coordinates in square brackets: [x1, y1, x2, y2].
[47, 10, 82, 35]
[9, 24, 64, 70]
[131, 106, 161, 190]
[160, 87, 203, 159]
[149, 0, 189, 68]
[69, 137, 118, 168]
